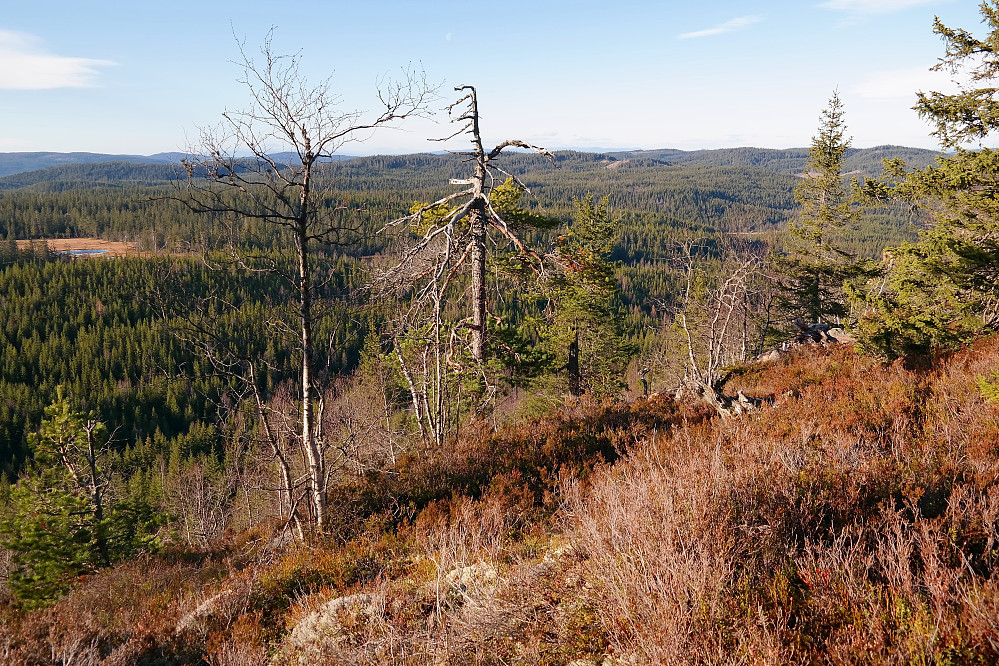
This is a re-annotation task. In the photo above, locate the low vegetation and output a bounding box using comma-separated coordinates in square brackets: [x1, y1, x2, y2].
[2, 336, 997, 664]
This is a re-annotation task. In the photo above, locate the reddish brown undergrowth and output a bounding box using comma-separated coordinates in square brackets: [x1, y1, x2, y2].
[575, 339, 999, 664]
[1, 548, 232, 665]
[4, 338, 999, 664]
[329, 394, 706, 535]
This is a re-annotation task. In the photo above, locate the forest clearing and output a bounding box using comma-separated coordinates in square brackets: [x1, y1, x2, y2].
[15, 238, 141, 258]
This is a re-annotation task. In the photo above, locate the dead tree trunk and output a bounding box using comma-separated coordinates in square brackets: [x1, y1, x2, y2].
[567, 330, 581, 398]
[464, 88, 490, 363]
[81, 421, 110, 567]
[380, 85, 554, 436]
[469, 205, 488, 363]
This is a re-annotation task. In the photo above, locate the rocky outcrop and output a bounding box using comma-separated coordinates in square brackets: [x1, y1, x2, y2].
[442, 562, 498, 596]
[754, 322, 856, 364]
[275, 562, 503, 664]
[175, 588, 239, 635]
[676, 380, 762, 418]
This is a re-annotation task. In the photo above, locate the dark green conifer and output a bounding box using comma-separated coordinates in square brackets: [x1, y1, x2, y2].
[0, 391, 107, 607]
[779, 90, 857, 325]
[538, 195, 631, 397]
[0, 391, 160, 607]
[855, 1, 999, 356]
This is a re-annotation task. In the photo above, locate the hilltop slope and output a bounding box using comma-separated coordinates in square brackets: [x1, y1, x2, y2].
[3, 335, 997, 664]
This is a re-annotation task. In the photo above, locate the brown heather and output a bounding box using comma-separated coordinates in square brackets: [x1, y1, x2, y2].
[3, 338, 998, 664]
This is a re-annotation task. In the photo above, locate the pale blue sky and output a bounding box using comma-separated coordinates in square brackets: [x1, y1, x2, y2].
[0, 0, 986, 155]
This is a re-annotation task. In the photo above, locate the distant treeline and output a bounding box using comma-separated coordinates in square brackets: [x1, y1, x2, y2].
[0, 144, 933, 253]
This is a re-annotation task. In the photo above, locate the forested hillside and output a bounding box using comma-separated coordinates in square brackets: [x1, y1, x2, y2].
[0, 133, 958, 598]
[0, 144, 943, 182]
[3, 2, 999, 663]
[0, 140, 932, 480]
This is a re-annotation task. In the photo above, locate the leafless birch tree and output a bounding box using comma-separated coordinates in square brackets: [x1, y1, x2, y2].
[646, 241, 774, 415]
[675, 244, 760, 391]
[178, 32, 433, 533]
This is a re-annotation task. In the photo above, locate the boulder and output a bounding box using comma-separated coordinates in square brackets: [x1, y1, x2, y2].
[278, 593, 379, 664]
[826, 327, 856, 344]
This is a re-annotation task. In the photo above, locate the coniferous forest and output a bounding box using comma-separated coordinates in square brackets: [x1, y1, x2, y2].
[2, 4, 999, 665]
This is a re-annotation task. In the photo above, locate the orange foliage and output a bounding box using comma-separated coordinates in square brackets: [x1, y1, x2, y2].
[575, 337, 999, 663]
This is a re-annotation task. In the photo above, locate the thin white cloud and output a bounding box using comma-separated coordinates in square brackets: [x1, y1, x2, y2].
[678, 15, 762, 40]
[819, 0, 938, 15]
[0, 30, 115, 90]
[854, 65, 963, 99]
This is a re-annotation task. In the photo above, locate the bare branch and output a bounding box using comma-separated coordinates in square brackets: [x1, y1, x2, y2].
[170, 31, 436, 533]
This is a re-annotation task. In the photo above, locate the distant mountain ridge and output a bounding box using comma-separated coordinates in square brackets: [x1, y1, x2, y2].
[0, 145, 944, 183]
[0, 161, 189, 190]
[602, 145, 944, 175]
[0, 151, 359, 180]
[0, 152, 182, 178]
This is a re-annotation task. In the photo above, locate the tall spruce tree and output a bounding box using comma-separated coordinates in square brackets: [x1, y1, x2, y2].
[855, 1, 999, 356]
[780, 91, 857, 324]
[540, 195, 630, 398]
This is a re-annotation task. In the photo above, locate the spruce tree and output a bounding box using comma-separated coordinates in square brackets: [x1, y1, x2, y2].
[855, 1, 999, 356]
[0, 392, 107, 607]
[537, 195, 630, 398]
[0, 391, 160, 607]
[780, 91, 857, 324]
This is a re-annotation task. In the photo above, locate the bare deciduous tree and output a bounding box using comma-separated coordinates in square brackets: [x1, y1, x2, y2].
[178, 32, 433, 532]
[150, 285, 307, 539]
[676, 244, 759, 390]
[647, 241, 775, 416]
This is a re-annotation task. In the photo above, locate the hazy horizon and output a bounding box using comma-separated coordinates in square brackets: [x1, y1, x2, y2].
[0, 141, 949, 160]
[0, 1, 987, 157]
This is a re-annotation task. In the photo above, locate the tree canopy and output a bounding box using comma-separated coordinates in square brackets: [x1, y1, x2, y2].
[778, 91, 858, 325]
[856, 1, 999, 356]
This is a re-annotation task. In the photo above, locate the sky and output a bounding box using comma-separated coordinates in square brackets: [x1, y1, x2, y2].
[0, 0, 989, 156]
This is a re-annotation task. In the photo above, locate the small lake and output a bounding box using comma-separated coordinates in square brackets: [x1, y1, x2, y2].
[58, 249, 110, 256]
